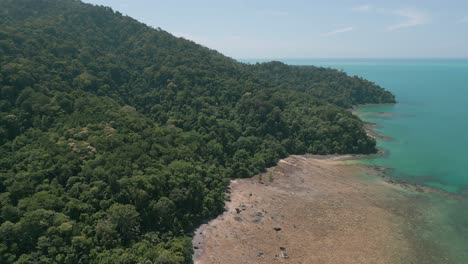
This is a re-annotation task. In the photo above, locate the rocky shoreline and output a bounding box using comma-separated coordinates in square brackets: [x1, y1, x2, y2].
[310, 154, 461, 201]
[364, 121, 393, 140]
[365, 165, 462, 201]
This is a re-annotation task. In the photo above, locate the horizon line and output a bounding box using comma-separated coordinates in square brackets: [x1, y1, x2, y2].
[237, 57, 468, 60]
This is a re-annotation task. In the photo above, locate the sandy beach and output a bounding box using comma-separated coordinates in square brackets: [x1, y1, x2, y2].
[192, 155, 455, 264]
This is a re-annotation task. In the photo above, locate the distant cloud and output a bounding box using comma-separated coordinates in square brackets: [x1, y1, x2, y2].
[387, 8, 430, 31]
[258, 10, 288, 17]
[351, 5, 430, 31]
[351, 5, 372, 12]
[458, 16, 468, 23]
[323, 27, 354, 37]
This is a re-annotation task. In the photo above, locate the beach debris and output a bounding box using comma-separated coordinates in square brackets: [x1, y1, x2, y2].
[280, 252, 289, 259]
[234, 216, 243, 222]
[257, 252, 264, 258]
[252, 211, 264, 223]
[235, 204, 247, 214]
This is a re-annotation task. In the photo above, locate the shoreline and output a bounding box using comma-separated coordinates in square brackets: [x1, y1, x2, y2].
[364, 121, 393, 141]
[351, 104, 394, 141]
[192, 154, 458, 263]
[193, 105, 463, 263]
[308, 154, 460, 200]
[363, 164, 462, 201]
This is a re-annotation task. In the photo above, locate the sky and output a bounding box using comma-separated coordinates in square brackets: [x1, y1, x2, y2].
[82, 0, 468, 59]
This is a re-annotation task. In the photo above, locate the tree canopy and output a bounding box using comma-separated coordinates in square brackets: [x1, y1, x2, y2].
[0, 0, 395, 263]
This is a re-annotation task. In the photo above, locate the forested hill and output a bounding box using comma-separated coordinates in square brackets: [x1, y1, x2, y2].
[0, 0, 395, 263]
[249, 61, 394, 108]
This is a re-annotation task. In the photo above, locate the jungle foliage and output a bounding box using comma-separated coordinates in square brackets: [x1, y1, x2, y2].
[0, 0, 395, 263]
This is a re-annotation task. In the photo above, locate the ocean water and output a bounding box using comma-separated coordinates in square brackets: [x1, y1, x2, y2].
[244, 58, 468, 262]
[246, 58, 468, 194]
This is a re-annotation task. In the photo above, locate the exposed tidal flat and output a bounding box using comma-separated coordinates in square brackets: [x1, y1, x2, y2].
[193, 155, 467, 263]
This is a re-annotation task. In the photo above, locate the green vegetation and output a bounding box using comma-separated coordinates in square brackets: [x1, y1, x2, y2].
[0, 0, 395, 263]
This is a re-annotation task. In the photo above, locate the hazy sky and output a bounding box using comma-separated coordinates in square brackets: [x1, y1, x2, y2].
[82, 0, 468, 59]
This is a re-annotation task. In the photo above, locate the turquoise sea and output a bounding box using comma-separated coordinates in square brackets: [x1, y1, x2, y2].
[246, 58, 468, 195]
[245, 58, 468, 262]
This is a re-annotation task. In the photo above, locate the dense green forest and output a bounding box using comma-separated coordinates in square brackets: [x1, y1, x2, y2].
[0, 0, 395, 263]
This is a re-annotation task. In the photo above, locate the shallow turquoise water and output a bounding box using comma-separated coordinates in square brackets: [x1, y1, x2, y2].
[245, 58, 468, 194]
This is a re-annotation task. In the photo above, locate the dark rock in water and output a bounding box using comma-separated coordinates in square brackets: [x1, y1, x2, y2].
[273, 227, 282, 231]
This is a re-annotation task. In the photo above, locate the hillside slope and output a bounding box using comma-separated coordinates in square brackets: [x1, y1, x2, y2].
[0, 0, 394, 263]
